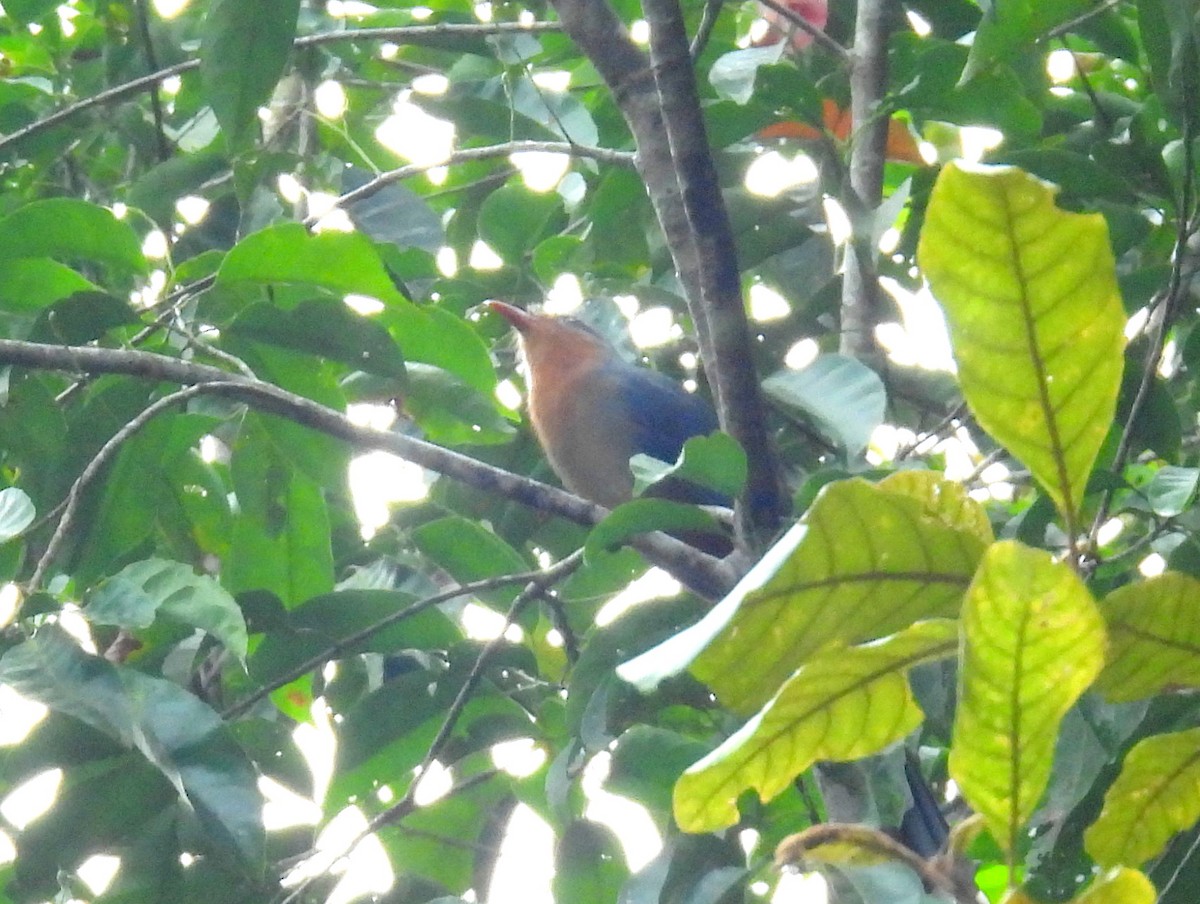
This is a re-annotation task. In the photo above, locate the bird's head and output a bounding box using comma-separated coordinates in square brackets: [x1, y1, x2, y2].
[486, 300, 612, 375]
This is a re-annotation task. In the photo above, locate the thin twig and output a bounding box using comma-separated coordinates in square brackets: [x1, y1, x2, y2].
[320, 140, 635, 226]
[132, 0, 170, 161]
[1045, 0, 1123, 41]
[756, 0, 850, 59]
[690, 0, 725, 59]
[28, 383, 228, 591]
[274, 769, 501, 904]
[1155, 825, 1200, 904]
[221, 563, 577, 719]
[0, 22, 563, 155]
[1088, 107, 1198, 555]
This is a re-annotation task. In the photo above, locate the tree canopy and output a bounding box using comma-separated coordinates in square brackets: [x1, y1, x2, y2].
[0, 1, 1199, 903]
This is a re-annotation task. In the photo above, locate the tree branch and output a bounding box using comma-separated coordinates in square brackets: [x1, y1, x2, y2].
[550, 0, 786, 548]
[0, 339, 736, 600]
[642, 0, 785, 546]
[837, 0, 894, 362]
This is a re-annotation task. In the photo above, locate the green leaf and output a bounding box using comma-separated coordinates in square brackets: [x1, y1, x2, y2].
[632, 432, 747, 499]
[226, 431, 334, 607]
[2, 0, 59, 24]
[1146, 465, 1200, 517]
[0, 627, 265, 871]
[586, 499, 723, 559]
[27, 291, 140, 345]
[0, 200, 146, 275]
[919, 162, 1125, 530]
[949, 541, 1106, 857]
[200, 0, 300, 147]
[85, 558, 249, 661]
[606, 726, 710, 816]
[963, 0, 1095, 82]
[402, 362, 515, 445]
[1096, 572, 1200, 702]
[477, 184, 567, 262]
[248, 589, 459, 687]
[412, 516, 528, 608]
[620, 473, 988, 714]
[127, 152, 229, 227]
[763, 354, 888, 457]
[218, 225, 496, 386]
[553, 820, 629, 904]
[0, 259, 98, 311]
[227, 298, 406, 378]
[673, 620, 957, 832]
[0, 487, 34, 542]
[709, 45, 786, 105]
[217, 223, 408, 306]
[1084, 727, 1200, 867]
[9, 754, 177, 901]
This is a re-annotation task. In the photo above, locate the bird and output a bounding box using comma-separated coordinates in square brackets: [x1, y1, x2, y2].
[486, 301, 726, 512]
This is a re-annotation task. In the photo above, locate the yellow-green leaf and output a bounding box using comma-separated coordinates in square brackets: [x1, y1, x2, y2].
[950, 541, 1106, 857]
[1084, 727, 1200, 867]
[1097, 572, 1200, 701]
[919, 162, 1125, 531]
[1072, 867, 1155, 904]
[673, 620, 957, 832]
[879, 470, 994, 544]
[619, 474, 988, 714]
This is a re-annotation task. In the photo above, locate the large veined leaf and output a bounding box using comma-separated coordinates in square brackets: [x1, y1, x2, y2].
[217, 224, 495, 388]
[949, 541, 1106, 858]
[0, 627, 264, 870]
[1084, 727, 1200, 868]
[919, 162, 1125, 532]
[1096, 571, 1200, 701]
[619, 472, 990, 714]
[673, 620, 957, 832]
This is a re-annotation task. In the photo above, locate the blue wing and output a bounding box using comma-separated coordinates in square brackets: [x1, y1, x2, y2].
[604, 363, 727, 506]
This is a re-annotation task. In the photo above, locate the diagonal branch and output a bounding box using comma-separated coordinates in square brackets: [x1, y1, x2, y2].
[0, 339, 736, 600]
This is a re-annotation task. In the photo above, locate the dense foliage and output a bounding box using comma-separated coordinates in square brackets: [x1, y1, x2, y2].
[1, 0, 1200, 903]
